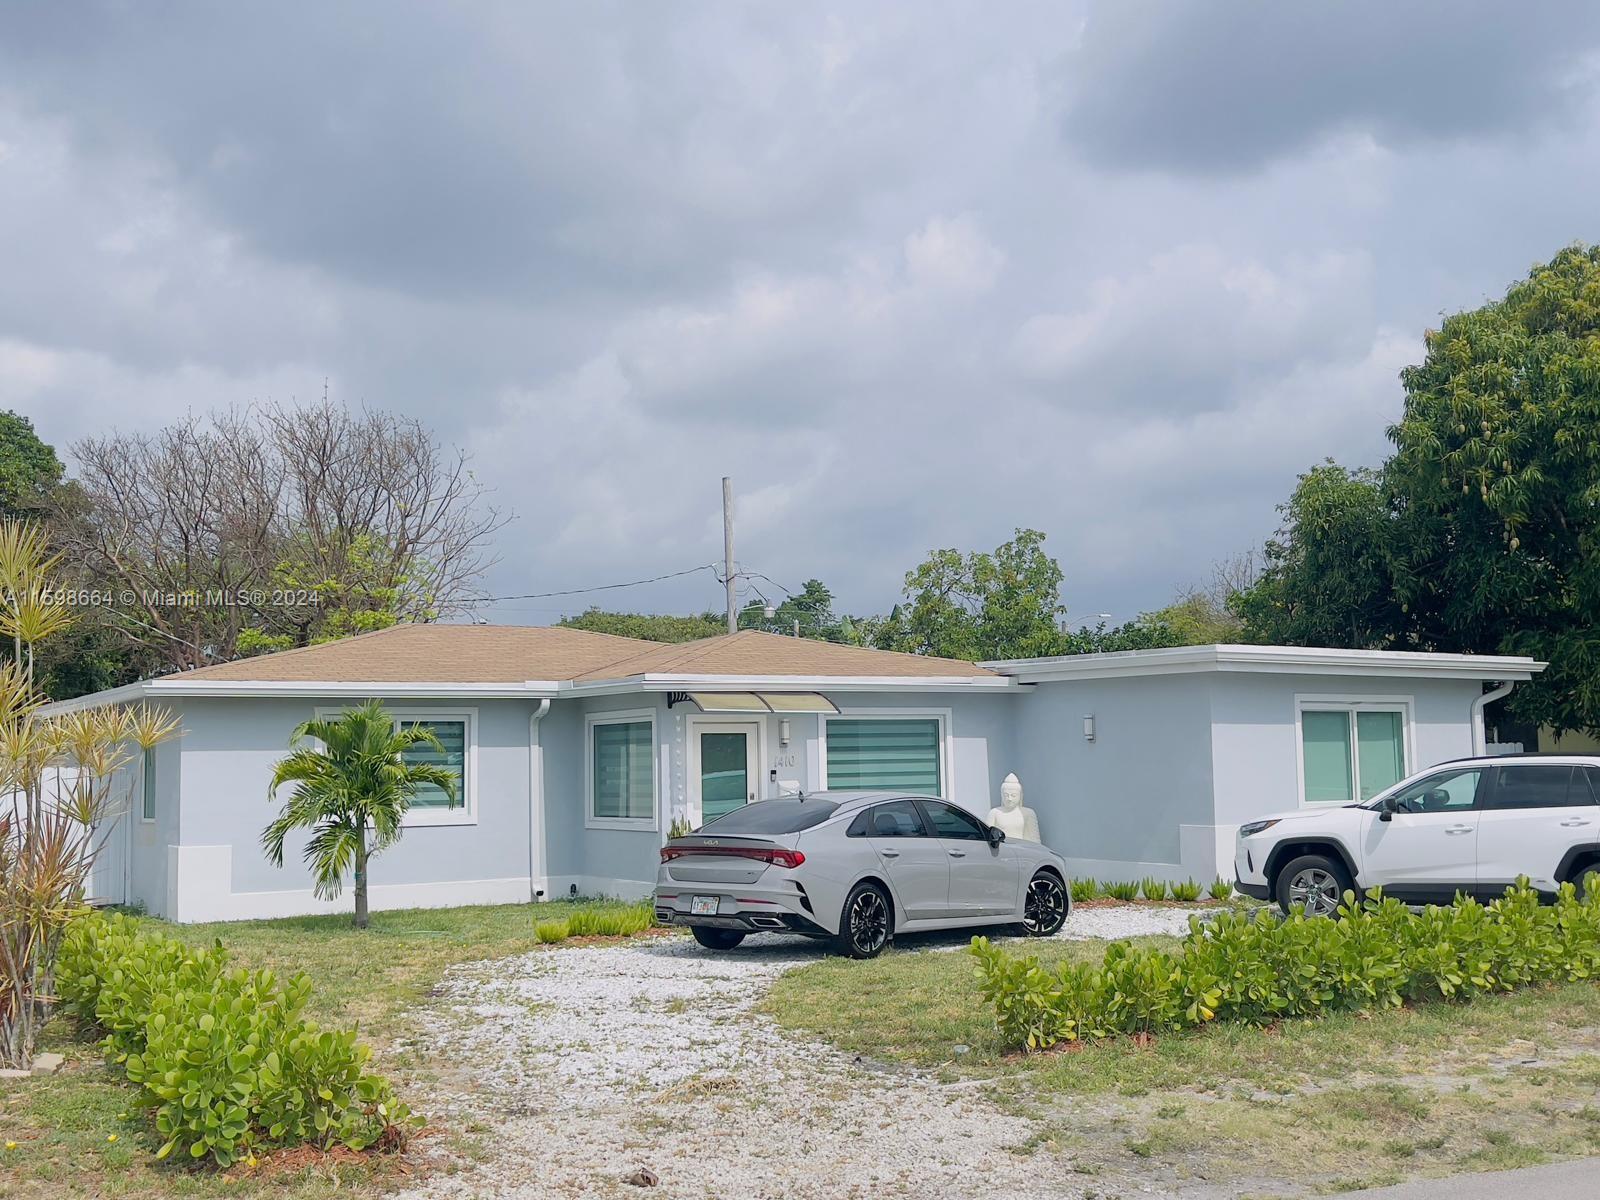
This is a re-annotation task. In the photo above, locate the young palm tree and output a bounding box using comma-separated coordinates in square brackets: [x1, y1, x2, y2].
[263, 700, 456, 928]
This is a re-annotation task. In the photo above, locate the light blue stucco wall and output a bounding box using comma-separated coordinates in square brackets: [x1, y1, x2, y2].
[1010, 669, 1490, 883]
[1009, 674, 1216, 872]
[539, 689, 1023, 898]
[127, 668, 1497, 919]
[1206, 672, 1483, 828]
[130, 735, 180, 911]
[146, 696, 541, 918]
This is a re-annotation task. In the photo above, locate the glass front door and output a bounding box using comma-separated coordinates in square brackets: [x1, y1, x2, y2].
[695, 723, 759, 825]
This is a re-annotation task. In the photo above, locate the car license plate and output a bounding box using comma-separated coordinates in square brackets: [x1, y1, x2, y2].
[691, 895, 719, 916]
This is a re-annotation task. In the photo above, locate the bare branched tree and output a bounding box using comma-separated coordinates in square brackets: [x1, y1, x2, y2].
[58, 401, 507, 672]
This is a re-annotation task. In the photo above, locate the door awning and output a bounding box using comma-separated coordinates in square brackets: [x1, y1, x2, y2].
[668, 691, 840, 714]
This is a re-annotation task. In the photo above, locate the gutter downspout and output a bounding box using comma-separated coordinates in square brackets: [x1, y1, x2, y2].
[528, 698, 551, 902]
[1471, 681, 1516, 756]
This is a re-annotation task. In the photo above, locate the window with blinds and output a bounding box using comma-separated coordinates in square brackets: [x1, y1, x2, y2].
[592, 719, 655, 821]
[825, 717, 942, 795]
[402, 719, 467, 809]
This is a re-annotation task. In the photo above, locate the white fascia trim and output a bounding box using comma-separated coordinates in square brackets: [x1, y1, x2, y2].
[562, 673, 1015, 696]
[46, 672, 1011, 714]
[37, 680, 152, 715]
[985, 644, 1546, 683]
[146, 679, 564, 698]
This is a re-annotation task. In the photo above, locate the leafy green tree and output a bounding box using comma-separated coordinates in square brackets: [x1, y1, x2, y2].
[262, 701, 456, 928]
[1234, 462, 1405, 649]
[1240, 245, 1600, 734]
[879, 529, 1070, 660]
[1386, 245, 1600, 733]
[0, 412, 64, 519]
[1056, 615, 1190, 654]
[559, 608, 727, 642]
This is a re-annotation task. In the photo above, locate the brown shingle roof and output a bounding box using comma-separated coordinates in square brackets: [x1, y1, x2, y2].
[164, 625, 999, 685]
[171, 624, 665, 683]
[572, 629, 998, 681]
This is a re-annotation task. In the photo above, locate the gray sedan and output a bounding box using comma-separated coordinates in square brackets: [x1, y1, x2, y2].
[653, 791, 1070, 958]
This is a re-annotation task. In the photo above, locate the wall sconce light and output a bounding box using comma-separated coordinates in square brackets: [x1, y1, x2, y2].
[779, 718, 792, 746]
[1082, 714, 1096, 742]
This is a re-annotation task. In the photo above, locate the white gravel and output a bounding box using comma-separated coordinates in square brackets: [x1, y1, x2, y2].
[395, 909, 1213, 1200]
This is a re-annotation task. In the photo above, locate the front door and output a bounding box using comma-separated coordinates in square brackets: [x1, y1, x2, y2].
[692, 721, 761, 826]
[1359, 765, 1485, 900]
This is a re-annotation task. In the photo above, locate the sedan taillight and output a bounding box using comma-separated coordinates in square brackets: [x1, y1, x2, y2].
[660, 846, 806, 869]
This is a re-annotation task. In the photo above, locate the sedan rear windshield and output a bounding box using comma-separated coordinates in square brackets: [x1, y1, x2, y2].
[698, 799, 839, 834]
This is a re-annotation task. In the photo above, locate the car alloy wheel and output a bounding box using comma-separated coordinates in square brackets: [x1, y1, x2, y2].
[1286, 866, 1342, 916]
[848, 888, 889, 956]
[1022, 873, 1067, 935]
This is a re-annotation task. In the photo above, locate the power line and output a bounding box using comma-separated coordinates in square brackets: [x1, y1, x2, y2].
[463, 563, 721, 607]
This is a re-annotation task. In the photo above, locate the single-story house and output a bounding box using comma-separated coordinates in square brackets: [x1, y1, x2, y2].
[46, 625, 1543, 922]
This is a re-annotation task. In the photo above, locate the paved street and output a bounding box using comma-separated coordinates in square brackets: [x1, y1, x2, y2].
[1342, 1159, 1594, 1199]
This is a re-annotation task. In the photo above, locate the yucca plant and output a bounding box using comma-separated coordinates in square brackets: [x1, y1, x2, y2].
[263, 700, 456, 928]
[0, 518, 178, 1070]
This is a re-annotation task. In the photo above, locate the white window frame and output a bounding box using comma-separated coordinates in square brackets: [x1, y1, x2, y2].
[313, 705, 479, 828]
[818, 707, 953, 800]
[1294, 694, 1415, 809]
[585, 708, 659, 831]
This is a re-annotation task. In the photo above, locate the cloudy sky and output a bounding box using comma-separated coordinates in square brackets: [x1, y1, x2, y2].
[3, 2, 1599, 625]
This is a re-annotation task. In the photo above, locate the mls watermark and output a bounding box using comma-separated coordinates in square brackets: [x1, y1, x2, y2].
[17, 587, 324, 609]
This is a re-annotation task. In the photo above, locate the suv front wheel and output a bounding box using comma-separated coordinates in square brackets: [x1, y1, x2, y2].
[1274, 853, 1353, 917]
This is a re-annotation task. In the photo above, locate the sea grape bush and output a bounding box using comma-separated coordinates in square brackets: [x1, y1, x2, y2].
[972, 882, 1600, 1051]
[55, 912, 418, 1166]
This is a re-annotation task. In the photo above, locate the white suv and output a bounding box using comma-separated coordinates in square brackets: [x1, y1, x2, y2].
[1235, 755, 1600, 915]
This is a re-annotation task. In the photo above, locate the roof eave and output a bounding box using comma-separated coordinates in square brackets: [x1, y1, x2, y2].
[984, 644, 1547, 683]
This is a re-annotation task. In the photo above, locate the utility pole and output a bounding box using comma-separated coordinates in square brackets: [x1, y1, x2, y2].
[722, 476, 737, 634]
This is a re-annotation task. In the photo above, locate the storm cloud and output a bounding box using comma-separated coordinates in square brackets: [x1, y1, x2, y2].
[2, 2, 1599, 623]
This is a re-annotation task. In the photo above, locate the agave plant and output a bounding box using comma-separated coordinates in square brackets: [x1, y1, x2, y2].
[0, 518, 178, 1069]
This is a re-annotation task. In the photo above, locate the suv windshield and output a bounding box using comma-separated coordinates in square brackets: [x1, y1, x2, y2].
[696, 799, 839, 835]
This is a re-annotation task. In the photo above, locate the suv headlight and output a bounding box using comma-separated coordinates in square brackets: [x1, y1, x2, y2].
[1238, 819, 1281, 839]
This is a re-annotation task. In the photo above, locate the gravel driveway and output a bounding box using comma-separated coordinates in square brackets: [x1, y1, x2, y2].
[398, 908, 1208, 1200]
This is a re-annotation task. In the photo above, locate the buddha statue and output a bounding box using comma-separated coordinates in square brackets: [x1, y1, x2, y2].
[988, 772, 1040, 842]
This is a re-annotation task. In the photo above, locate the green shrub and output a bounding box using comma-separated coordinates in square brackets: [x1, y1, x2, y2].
[1207, 876, 1233, 901]
[1139, 877, 1169, 902]
[1069, 878, 1101, 903]
[1103, 880, 1140, 902]
[1171, 879, 1203, 902]
[535, 919, 570, 943]
[971, 881, 1600, 1052]
[55, 912, 417, 1167]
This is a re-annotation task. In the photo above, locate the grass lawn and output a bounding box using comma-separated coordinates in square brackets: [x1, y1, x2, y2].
[762, 935, 1600, 1194]
[0, 898, 663, 1200]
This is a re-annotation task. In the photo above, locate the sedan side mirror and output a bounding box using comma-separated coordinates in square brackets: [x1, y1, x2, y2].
[987, 825, 1006, 847]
